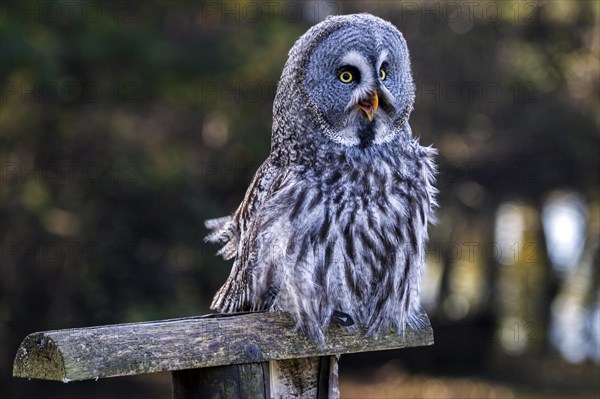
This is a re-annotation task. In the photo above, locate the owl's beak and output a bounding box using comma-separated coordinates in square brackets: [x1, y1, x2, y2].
[357, 92, 379, 121]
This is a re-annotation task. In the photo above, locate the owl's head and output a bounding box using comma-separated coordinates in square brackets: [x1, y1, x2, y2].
[273, 14, 415, 156]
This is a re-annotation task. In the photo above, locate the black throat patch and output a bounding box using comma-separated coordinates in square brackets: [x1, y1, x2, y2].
[358, 122, 376, 149]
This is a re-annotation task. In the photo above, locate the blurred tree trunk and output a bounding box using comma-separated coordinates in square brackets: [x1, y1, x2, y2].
[479, 200, 499, 318]
[436, 207, 464, 317]
[535, 202, 558, 355]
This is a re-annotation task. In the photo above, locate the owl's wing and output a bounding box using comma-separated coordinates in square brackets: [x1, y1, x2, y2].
[205, 157, 283, 312]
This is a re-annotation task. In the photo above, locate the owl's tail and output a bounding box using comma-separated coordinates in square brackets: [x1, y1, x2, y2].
[210, 259, 251, 312]
[205, 215, 251, 312]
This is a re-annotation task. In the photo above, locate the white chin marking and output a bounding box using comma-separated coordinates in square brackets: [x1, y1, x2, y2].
[327, 116, 397, 147]
[329, 126, 360, 146]
[373, 119, 397, 144]
[373, 130, 397, 145]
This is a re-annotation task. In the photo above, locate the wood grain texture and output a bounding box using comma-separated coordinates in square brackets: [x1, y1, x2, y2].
[172, 362, 269, 399]
[268, 356, 338, 398]
[13, 311, 433, 382]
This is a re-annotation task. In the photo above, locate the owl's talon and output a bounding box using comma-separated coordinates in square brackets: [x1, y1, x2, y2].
[332, 310, 355, 326]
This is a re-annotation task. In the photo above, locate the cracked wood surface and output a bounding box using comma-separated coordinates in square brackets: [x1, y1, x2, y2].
[13, 311, 433, 382]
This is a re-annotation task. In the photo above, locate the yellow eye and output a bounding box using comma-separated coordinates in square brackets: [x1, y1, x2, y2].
[339, 71, 353, 83]
[379, 69, 387, 80]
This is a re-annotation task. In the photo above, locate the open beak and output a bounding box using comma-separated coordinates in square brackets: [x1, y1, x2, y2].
[357, 92, 379, 121]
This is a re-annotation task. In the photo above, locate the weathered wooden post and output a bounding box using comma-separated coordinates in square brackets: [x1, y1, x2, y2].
[13, 311, 433, 398]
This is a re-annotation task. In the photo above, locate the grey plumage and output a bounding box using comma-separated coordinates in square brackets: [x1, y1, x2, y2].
[206, 13, 437, 345]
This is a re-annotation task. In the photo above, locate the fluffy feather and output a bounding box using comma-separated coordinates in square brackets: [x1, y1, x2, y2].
[206, 13, 437, 345]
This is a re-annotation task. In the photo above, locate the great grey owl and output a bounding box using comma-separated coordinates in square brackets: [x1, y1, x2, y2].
[206, 13, 436, 345]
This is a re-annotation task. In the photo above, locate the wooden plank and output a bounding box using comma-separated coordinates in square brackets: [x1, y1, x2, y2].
[171, 357, 336, 399]
[269, 356, 337, 398]
[13, 311, 433, 382]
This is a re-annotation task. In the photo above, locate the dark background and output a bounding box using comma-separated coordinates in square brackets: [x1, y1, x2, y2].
[1, 1, 598, 398]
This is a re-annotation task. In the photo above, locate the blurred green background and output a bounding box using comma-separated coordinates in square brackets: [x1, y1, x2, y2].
[1, 1, 598, 398]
